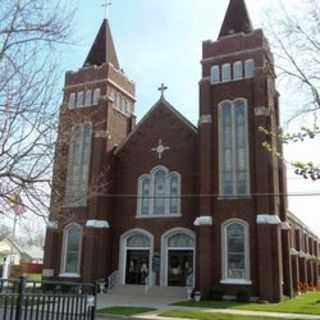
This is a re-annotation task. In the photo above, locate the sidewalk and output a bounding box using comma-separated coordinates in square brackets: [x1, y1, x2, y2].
[134, 306, 320, 320]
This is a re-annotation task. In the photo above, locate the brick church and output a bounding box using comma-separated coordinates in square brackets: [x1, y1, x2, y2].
[44, 0, 320, 302]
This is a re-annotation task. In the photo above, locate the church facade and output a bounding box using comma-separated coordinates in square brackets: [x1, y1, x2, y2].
[43, 0, 320, 302]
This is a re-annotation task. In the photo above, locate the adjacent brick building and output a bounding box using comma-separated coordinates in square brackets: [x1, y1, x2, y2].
[43, 0, 320, 302]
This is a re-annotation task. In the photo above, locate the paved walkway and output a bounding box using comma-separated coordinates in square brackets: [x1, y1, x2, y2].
[135, 307, 320, 320]
[97, 294, 182, 309]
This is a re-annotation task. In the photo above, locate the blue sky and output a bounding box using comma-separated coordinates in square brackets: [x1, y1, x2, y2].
[57, 0, 320, 234]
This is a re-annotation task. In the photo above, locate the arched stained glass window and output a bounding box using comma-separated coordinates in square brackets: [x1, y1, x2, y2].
[141, 177, 150, 216]
[153, 169, 166, 215]
[127, 234, 151, 248]
[137, 167, 181, 216]
[62, 224, 82, 274]
[65, 123, 92, 207]
[222, 220, 250, 282]
[168, 233, 194, 248]
[169, 173, 179, 214]
[219, 99, 249, 197]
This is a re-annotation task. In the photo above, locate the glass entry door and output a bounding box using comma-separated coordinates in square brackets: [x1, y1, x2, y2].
[168, 250, 193, 287]
[126, 250, 149, 285]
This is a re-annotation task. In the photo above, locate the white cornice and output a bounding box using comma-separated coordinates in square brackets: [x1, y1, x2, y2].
[257, 214, 281, 225]
[86, 220, 110, 229]
[194, 216, 213, 226]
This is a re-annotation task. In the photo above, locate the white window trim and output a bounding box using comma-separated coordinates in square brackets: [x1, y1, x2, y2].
[119, 228, 154, 285]
[218, 98, 250, 198]
[76, 91, 84, 108]
[222, 63, 231, 82]
[60, 223, 83, 277]
[233, 61, 243, 80]
[137, 165, 181, 218]
[210, 65, 220, 84]
[221, 219, 251, 285]
[85, 89, 92, 107]
[93, 88, 101, 105]
[245, 59, 255, 79]
[160, 228, 196, 287]
[68, 93, 76, 109]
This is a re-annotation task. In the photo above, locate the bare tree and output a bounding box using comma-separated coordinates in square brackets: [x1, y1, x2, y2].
[263, 0, 320, 179]
[0, 0, 74, 219]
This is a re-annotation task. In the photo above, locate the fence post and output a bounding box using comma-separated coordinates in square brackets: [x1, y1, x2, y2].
[15, 276, 25, 320]
[91, 283, 97, 320]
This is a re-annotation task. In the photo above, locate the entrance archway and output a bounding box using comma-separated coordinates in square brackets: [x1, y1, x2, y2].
[160, 228, 196, 287]
[119, 229, 153, 285]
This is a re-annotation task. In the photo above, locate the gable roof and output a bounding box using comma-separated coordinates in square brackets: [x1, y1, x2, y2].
[83, 19, 120, 69]
[114, 97, 197, 155]
[218, 0, 253, 39]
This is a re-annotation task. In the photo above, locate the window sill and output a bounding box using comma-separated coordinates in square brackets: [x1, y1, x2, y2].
[210, 77, 254, 86]
[59, 273, 80, 278]
[217, 196, 251, 201]
[220, 279, 252, 285]
[136, 214, 182, 219]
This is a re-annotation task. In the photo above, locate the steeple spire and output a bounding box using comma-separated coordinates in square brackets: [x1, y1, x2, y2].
[83, 19, 120, 69]
[218, 0, 253, 39]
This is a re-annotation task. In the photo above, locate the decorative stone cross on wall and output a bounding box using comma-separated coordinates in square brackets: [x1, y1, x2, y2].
[151, 139, 170, 160]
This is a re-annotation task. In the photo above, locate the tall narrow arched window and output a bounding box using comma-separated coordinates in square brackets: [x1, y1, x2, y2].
[153, 168, 166, 215]
[219, 99, 249, 197]
[211, 65, 220, 84]
[93, 88, 101, 105]
[137, 166, 181, 217]
[222, 220, 250, 284]
[139, 176, 151, 216]
[85, 90, 92, 107]
[245, 59, 255, 78]
[65, 123, 93, 207]
[233, 61, 243, 80]
[169, 173, 180, 214]
[77, 91, 84, 108]
[61, 224, 82, 275]
[222, 63, 231, 82]
[68, 93, 76, 109]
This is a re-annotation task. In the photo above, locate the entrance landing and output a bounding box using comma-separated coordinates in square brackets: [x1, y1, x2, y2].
[97, 285, 188, 309]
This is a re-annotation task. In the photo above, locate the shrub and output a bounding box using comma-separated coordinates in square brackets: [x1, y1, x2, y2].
[207, 286, 224, 301]
[237, 289, 251, 302]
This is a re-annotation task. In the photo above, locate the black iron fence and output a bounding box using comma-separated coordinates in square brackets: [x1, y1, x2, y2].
[0, 277, 96, 320]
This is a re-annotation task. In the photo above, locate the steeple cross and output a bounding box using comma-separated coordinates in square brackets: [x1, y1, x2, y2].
[151, 139, 170, 160]
[102, 1, 112, 19]
[158, 83, 168, 98]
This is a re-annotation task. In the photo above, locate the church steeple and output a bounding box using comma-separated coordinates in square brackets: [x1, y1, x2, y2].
[84, 19, 120, 69]
[218, 0, 253, 39]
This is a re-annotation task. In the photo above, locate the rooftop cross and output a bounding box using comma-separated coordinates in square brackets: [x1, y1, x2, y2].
[102, 1, 112, 19]
[158, 83, 168, 98]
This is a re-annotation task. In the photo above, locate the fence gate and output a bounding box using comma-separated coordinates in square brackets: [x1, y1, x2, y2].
[0, 278, 96, 320]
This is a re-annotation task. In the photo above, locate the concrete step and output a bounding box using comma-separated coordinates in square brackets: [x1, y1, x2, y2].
[109, 285, 188, 299]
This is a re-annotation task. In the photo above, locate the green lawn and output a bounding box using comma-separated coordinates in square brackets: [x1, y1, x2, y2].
[98, 306, 156, 316]
[174, 292, 320, 315]
[160, 310, 292, 320]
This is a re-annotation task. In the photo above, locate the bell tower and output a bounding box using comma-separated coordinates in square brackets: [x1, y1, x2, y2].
[44, 19, 136, 282]
[198, 0, 289, 302]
